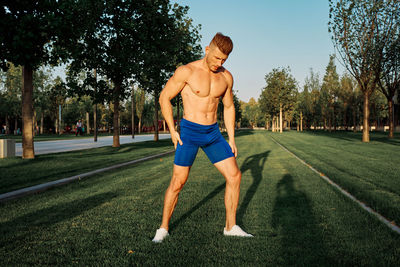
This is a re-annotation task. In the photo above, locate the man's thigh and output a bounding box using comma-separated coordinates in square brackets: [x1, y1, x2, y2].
[213, 157, 240, 178]
[170, 164, 191, 187]
[202, 135, 234, 165]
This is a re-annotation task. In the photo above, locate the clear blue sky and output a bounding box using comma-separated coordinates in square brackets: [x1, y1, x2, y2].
[175, 0, 345, 102]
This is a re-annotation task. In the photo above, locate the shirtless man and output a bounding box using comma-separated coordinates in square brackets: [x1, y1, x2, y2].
[152, 33, 253, 243]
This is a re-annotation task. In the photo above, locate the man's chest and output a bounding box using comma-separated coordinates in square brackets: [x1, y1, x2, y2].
[185, 72, 228, 98]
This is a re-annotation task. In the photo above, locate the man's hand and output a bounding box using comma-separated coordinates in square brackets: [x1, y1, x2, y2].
[228, 140, 238, 158]
[171, 131, 183, 149]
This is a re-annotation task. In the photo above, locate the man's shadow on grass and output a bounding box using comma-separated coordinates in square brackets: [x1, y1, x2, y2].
[271, 174, 329, 265]
[170, 150, 270, 231]
[0, 192, 117, 246]
[237, 150, 270, 225]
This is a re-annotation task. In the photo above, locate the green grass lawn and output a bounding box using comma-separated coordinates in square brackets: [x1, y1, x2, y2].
[1, 131, 399, 265]
[0, 132, 165, 143]
[271, 130, 400, 226]
[0, 139, 173, 194]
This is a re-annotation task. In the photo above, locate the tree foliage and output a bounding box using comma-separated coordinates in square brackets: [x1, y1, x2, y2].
[329, 0, 398, 141]
[259, 67, 298, 117]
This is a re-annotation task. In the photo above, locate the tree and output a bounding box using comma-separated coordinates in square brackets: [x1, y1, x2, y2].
[1, 0, 93, 158]
[340, 73, 358, 130]
[329, 0, 391, 142]
[48, 76, 67, 134]
[373, 1, 400, 138]
[135, 88, 146, 133]
[2, 62, 21, 134]
[33, 67, 52, 135]
[233, 90, 242, 128]
[259, 67, 298, 133]
[299, 69, 320, 130]
[136, 1, 202, 141]
[67, 0, 140, 147]
[321, 55, 340, 132]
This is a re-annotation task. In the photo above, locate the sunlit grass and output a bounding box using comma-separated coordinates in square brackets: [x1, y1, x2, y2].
[0, 139, 173, 194]
[271, 130, 400, 225]
[1, 131, 399, 265]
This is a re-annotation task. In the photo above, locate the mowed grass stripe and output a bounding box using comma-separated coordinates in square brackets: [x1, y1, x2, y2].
[284, 132, 399, 192]
[1, 131, 399, 265]
[0, 139, 173, 194]
[272, 131, 400, 225]
[270, 135, 400, 234]
[276, 132, 397, 190]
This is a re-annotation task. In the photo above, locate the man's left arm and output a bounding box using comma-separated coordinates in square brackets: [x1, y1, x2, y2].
[222, 72, 237, 157]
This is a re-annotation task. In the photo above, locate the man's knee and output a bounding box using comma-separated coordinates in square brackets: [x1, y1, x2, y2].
[169, 170, 189, 192]
[226, 169, 241, 186]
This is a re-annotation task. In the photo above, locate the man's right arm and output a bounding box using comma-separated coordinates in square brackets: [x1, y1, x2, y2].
[159, 65, 191, 148]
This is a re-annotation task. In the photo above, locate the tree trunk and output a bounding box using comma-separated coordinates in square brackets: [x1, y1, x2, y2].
[113, 84, 121, 147]
[272, 116, 275, 132]
[328, 116, 332, 133]
[362, 91, 370, 142]
[300, 111, 303, 132]
[108, 102, 112, 134]
[93, 69, 98, 142]
[333, 106, 336, 131]
[94, 104, 97, 142]
[33, 110, 36, 136]
[279, 103, 283, 133]
[138, 119, 142, 134]
[163, 120, 166, 132]
[353, 106, 357, 133]
[388, 99, 394, 138]
[343, 104, 348, 131]
[40, 113, 44, 134]
[86, 112, 90, 134]
[14, 117, 18, 135]
[131, 86, 135, 139]
[118, 115, 121, 135]
[22, 65, 34, 159]
[58, 105, 62, 135]
[154, 91, 159, 141]
[55, 118, 58, 134]
[5, 114, 9, 135]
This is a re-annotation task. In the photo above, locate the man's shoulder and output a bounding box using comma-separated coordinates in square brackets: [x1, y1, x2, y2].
[219, 67, 233, 86]
[174, 62, 196, 78]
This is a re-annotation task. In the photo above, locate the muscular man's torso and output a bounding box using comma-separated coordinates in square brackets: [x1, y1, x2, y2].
[180, 60, 231, 125]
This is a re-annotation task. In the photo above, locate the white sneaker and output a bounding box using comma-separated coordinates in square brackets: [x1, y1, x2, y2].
[223, 225, 253, 237]
[152, 228, 169, 243]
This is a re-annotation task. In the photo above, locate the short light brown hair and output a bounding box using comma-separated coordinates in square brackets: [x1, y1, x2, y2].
[210, 32, 233, 55]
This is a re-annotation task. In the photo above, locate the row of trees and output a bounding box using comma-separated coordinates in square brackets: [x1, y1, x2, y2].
[328, 0, 400, 141]
[247, 56, 398, 136]
[243, 0, 399, 142]
[0, 0, 202, 158]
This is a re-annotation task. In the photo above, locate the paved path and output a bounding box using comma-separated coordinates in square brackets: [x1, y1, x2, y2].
[15, 134, 171, 156]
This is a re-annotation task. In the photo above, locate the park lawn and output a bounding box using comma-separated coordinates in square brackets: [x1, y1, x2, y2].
[0, 133, 160, 143]
[1, 131, 399, 266]
[271, 130, 400, 227]
[0, 139, 173, 194]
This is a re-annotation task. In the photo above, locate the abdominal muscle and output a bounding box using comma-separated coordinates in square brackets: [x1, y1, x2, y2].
[180, 86, 219, 125]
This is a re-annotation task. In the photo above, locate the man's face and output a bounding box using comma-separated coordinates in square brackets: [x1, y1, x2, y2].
[205, 45, 229, 72]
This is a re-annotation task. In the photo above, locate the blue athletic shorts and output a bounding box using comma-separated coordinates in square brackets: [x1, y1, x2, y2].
[174, 118, 235, 167]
